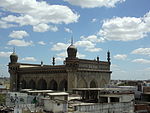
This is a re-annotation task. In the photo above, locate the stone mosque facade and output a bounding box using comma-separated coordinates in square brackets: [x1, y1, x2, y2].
[8, 43, 112, 92]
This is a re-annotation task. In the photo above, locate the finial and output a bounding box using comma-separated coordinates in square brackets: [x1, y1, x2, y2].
[107, 50, 110, 62]
[52, 57, 55, 66]
[41, 61, 43, 66]
[71, 36, 73, 45]
[13, 47, 15, 53]
[97, 56, 99, 62]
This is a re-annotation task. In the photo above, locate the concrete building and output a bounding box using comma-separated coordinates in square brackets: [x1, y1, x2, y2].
[70, 88, 135, 113]
[8, 42, 111, 92]
[43, 92, 68, 112]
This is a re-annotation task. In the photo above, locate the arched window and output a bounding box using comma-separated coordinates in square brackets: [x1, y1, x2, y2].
[29, 79, 36, 89]
[49, 80, 58, 90]
[90, 80, 97, 88]
[37, 79, 47, 90]
[59, 79, 67, 91]
[21, 80, 26, 89]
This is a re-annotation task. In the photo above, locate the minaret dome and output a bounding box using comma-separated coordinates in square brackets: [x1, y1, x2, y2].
[10, 48, 18, 63]
[67, 38, 77, 59]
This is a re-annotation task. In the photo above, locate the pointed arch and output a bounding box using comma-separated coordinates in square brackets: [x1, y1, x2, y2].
[90, 80, 98, 88]
[100, 79, 107, 87]
[21, 80, 26, 89]
[29, 79, 36, 89]
[49, 80, 58, 90]
[78, 77, 87, 88]
[37, 79, 47, 90]
[59, 79, 67, 91]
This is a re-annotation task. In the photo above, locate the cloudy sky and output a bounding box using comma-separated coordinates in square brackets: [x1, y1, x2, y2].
[0, 0, 150, 80]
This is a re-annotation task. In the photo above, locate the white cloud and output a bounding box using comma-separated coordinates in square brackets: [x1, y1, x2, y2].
[33, 24, 58, 32]
[99, 11, 150, 42]
[0, 20, 17, 28]
[0, 52, 12, 57]
[113, 54, 127, 60]
[9, 30, 29, 39]
[38, 41, 46, 45]
[77, 52, 86, 58]
[91, 18, 97, 22]
[75, 38, 103, 52]
[55, 52, 66, 63]
[51, 43, 69, 51]
[85, 47, 102, 52]
[64, 27, 72, 33]
[0, 0, 79, 30]
[55, 57, 65, 62]
[131, 48, 150, 56]
[56, 51, 67, 57]
[21, 57, 37, 62]
[51, 36, 103, 53]
[75, 40, 95, 48]
[49, 25, 58, 32]
[64, 0, 125, 8]
[80, 35, 104, 43]
[7, 39, 33, 47]
[2, 15, 39, 26]
[132, 58, 150, 64]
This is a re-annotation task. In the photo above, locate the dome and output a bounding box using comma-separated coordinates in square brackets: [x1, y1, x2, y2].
[67, 44, 77, 59]
[10, 52, 18, 63]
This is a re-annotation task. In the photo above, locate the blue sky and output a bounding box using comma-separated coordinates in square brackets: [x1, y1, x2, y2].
[0, 0, 150, 80]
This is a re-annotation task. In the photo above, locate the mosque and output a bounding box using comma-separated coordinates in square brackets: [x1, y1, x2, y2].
[8, 42, 111, 92]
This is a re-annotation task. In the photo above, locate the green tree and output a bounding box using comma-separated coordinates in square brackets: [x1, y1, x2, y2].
[0, 94, 6, 105]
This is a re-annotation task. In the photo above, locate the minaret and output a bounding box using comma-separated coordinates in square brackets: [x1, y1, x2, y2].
[107, 50, 111, 63]
[97, 56, 100, 62]
[9, 47, 19, 91]
[41, 61, 43, 66]
[52, 57, 55, 66]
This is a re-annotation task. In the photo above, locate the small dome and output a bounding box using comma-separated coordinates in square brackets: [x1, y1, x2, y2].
[67, 44, 77, 59]
[10, 52, 18, 63]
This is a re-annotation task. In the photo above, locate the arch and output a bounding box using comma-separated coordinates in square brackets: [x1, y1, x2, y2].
[100, 79, 107, 87]
[21, 80, 26, 89]
[78, 77, 87, 88]
[49, 80, 58, 90]
[37, 79, 47, 90]
[59, 79, 67, 91]
[29, 79, 36, 89]
[90, 80, 97, 88]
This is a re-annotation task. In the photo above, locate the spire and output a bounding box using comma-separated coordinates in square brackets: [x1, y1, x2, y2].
[107, 50, 110, 63]
[71, 36, 73, 45]
[13, 47, 15, 53]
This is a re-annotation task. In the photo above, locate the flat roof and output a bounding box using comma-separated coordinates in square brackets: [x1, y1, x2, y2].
[27, 90, 53, 93]
[99, 94, 124, 97]
[73, 88, 129, 91]
[21, 89, 32, 91]
[47, 92, 69, 96]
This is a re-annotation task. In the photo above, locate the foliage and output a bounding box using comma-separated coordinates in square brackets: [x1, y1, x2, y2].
[0, 94, 6, 105]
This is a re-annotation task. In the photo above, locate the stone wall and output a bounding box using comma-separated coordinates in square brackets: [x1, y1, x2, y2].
[73, 102, 134, 113]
